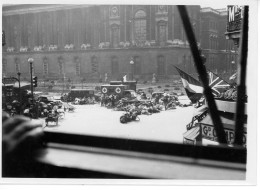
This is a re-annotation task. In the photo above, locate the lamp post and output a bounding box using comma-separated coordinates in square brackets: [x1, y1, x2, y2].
[130, 59, 134, 81]
[62, 72, 66, 94]
[231, 60, 235, 73]
[28, 57, 34, 102]
[17, 72, 21, 114]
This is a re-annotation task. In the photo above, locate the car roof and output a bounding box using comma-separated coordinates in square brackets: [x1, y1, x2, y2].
[101, 84, 126, 87]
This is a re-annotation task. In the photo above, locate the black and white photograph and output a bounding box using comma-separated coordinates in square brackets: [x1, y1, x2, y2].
[0, 0, 258, 186]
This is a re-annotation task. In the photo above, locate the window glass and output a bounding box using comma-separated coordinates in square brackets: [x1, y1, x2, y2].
[58, 56, 64, 75]
[157, 55, 165, 75]
[134, 10, 146, 46]
[43, 57, 48, 75]
[2, 58, 7, 74]
[158, 22, 167, 46]
[111, 25, 120, 48]
[76, 62, 80, 76]
[111, 56, 119, 75]
[91, 56, 98, 74]
[75, 57, 80, 76]
[133, 56, 141, 75]
[14, 58, 20, 72]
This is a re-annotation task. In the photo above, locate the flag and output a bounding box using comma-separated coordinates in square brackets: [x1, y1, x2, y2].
[208, 70, 230, 96]
[174, 66, 203, 103]
[123, 75, 127, 82]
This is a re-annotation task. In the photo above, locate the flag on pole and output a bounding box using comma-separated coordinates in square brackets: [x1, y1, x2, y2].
[123, 75, 127, 82]
[208, 70, 230, 96]
[174, 66, 203, 103]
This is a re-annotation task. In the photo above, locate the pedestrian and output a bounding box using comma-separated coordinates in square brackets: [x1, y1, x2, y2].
[162, 93, 169, 110]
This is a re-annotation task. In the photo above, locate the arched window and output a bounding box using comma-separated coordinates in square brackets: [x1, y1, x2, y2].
[43, 57, 48, 75]
[134, 10, 146, 46]
[133, 56, 141, 75]
[111, 56, 119, 75]
[91, 56, 98, 74]
[111, 24, 120, 48]
[157, 21, 167, 46]
[157, 55, 165, 75]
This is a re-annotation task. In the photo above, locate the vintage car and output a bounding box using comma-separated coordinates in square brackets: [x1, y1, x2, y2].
[37, 95, 55, 104]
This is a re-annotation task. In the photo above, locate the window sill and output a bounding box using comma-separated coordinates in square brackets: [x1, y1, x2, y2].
[29, 131, 247, 179]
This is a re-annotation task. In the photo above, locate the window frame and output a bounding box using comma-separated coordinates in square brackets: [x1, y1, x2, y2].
[2, 5, 250, 180]
[134, 10, 147, 45]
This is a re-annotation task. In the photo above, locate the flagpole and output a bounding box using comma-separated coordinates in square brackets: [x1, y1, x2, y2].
[177, 6, 227, 144]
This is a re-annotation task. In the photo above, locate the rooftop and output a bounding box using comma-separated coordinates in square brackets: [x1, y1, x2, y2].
[200, 7, 227, 16]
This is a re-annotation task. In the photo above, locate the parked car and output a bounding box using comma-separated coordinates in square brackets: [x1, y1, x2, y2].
[37, 95, 55, 103]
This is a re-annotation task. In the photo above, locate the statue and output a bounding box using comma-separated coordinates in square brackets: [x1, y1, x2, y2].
[104, 73, 108, 82]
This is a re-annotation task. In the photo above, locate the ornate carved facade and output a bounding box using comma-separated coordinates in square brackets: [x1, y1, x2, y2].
[2, 5, 235, 81]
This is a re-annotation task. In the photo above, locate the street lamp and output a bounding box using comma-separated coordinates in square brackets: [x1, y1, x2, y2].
[28, 57, 34, 102]
[17, 72, 21, 114]
[231, 60, 235, 73]
[130, 59, 134, 81]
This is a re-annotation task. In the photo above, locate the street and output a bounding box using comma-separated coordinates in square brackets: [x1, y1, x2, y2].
[43, 103, 195, 144]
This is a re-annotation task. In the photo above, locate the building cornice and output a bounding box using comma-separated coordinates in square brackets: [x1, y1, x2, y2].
[2, 4, 95, 16]
[200, 7, 227, 16]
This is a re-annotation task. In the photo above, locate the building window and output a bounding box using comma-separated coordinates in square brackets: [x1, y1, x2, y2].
[91, 56, 98, 74]
[110, 6, 119, 18]
[157, 55, 165, 75]
[183, 55, 186, 65]
[158, 21, 167, 46]
[74, 56, 80, 76]
[111, 56, 119, 75]
[58, 56, 64, 75]
[133, 56, 141, 75]
[3, 58, 7, 75]
[14, 58, 20, 73]
[76, 63, 80, 76]
[59, 62, 64, 75]
[43, 57, 48, 75]
[134, 10, 146, 46]
[111, 24, 120, 48]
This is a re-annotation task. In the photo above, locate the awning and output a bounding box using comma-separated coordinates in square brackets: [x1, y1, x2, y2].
[183, 126, 200, 141]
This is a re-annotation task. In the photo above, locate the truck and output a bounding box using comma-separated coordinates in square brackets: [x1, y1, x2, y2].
[62, 89, 95, 102]
[100, 81, 137, 98]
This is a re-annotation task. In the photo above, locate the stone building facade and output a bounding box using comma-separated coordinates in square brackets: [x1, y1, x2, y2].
[2, 5, 236, 82]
